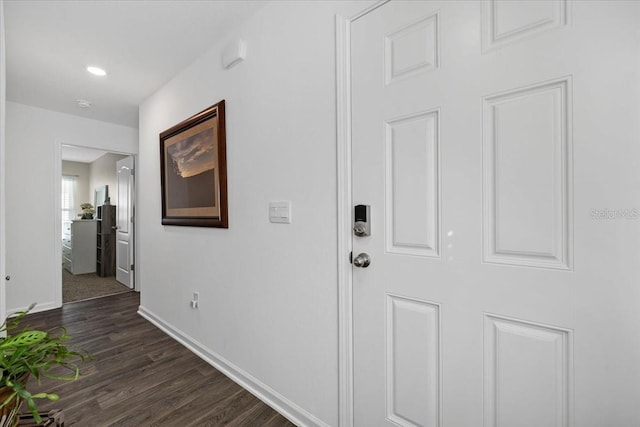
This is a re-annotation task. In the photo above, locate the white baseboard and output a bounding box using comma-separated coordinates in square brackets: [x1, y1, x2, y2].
[137, 305, 329, 427]
[8, 300, 59, 315]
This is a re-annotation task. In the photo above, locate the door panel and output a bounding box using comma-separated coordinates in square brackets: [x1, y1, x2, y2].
[351, 1, 640, 426]
[386, 294, 441, 427]
[482, 0, 567, 52]
[483, 314, 572, 427]
[483, 78, 571, 269]
[116, 156, 134, 288]
[386, 110, 440, 257]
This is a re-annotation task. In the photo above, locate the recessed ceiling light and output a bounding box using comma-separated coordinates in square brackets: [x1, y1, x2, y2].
[86, 66, 107, 76]
[76, 99, 92, 108]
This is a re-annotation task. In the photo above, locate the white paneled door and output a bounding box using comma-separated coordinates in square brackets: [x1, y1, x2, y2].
[116, 156, 134, 288]
[351, 1, 640, 426]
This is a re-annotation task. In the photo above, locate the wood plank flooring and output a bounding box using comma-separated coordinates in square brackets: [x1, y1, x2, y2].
[21, 292, 296, 426]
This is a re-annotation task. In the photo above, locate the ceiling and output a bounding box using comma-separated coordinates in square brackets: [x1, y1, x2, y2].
[60, 145, 108, 163]
[4, 0, 267, 128]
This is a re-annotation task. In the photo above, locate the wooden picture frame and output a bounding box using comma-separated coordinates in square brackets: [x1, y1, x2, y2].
[160, 100, 228, 227]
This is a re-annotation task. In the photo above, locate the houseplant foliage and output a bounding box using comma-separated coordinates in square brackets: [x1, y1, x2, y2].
[0, 304, 88, 425]
[79, 203, 95, 219]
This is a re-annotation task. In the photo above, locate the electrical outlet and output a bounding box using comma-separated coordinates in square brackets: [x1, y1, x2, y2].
[191, 292, 199, 309]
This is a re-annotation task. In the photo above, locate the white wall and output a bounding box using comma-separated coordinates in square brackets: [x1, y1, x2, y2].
[0, 0, 6, 323]
[5, 101, 137, 312]
[61, 160, 90, 214]
[89, 153, 127, 207]
[138, 2, 363, 425]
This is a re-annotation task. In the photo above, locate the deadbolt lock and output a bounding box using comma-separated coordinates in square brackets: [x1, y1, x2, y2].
[353, 204, 371, 237]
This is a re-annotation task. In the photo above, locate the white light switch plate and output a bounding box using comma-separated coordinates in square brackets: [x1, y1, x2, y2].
[269, 201, 292, 224]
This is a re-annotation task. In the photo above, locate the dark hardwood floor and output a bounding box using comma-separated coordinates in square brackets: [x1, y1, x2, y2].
[22, 292, 296, 426]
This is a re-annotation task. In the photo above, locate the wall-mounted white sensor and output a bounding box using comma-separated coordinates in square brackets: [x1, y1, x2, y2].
[222, 39, 246, 69]
[76, 99, 92, 109]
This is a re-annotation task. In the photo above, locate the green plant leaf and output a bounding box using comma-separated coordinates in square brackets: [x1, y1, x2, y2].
[0, 302, 91, 422]
[0, 331, 46, 349]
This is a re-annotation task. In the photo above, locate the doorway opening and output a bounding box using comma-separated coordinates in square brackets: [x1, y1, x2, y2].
[59, 144, 135, 304]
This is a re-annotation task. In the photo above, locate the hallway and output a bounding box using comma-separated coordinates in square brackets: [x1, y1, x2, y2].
[25, 292, 295, 426]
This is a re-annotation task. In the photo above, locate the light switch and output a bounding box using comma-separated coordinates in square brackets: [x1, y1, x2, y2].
[269, 201, 291, 224]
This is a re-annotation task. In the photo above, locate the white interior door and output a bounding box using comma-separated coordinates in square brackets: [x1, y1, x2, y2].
[351, 1, 640, 426]
[116, 156, 134, 288]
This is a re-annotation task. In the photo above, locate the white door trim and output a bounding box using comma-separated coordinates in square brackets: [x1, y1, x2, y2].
[53, 139, 64, 308]
[335, 2, 389, 426]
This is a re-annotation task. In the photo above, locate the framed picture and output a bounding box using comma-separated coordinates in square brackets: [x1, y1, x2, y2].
[159, 100, 228, 227]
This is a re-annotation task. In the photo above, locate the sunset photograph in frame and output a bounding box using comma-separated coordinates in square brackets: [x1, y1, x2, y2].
[159, 100, 227, 227]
